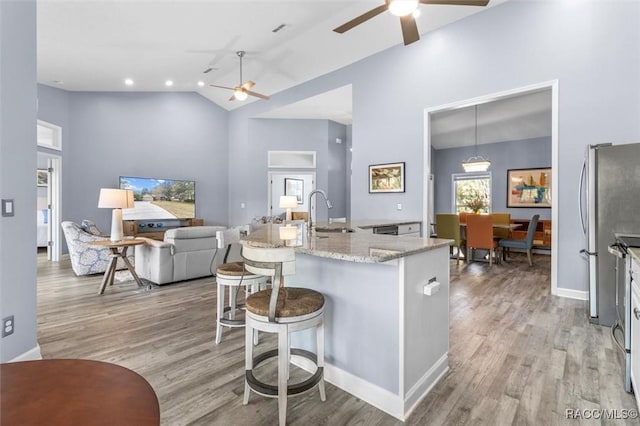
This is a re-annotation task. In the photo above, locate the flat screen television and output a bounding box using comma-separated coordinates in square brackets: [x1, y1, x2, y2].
[119, 176, 196, 220]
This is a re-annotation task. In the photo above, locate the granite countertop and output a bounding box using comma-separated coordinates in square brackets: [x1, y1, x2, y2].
[241, 222, 452, 263]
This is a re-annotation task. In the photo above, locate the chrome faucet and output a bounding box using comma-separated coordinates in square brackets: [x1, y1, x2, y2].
[307, 189, 332, 232]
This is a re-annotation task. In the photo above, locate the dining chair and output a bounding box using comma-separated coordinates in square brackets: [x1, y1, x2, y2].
[466, 214, 500, 266]
[491, 213, 511, 239]
[499, 214, 540, 266]
[458, 211, 470, 224]
[435, 214, 464, 264]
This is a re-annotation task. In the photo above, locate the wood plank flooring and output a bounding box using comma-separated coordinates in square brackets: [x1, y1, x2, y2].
[36, 252, 639, 425]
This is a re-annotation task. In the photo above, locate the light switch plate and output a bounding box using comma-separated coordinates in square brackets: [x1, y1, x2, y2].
[2, 199, 14, 217]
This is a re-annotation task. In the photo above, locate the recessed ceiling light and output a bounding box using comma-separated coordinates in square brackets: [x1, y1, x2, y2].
[197, 81, 205, 87]
[165, 80, 174, 87]
[124, 78, 134, 86]
[51, 80, 64, 85]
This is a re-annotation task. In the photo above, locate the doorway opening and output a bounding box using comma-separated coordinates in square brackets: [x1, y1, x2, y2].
[37, 121, 62, 262]
[423, 80, 559, 295]
[268, 171, 316, 222]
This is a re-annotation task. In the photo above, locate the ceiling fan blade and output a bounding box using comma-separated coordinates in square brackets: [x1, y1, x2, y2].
[241, 80, 255, 90]
[399, 15, 420, 46]
[419, 0, 489, 6]
[209, 84, 235, 90]
[245, 90, 270, 100]
[333, 4, 388, 33]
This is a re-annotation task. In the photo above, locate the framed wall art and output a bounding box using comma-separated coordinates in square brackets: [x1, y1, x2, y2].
[284, 178, 304, 204]
[507, 167, 551, 208]
[37, 169, 48, 187]
[369, 162, 405, 193]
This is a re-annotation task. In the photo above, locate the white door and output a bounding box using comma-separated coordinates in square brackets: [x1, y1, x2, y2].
[268, 172, 316, 221]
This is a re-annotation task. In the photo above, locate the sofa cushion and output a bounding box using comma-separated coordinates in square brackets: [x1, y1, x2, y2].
[81, 219, 103, 236]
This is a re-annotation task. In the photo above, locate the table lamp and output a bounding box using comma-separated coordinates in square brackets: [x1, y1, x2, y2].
[98, 188, 134, 242]
[279, 195, 298, 221]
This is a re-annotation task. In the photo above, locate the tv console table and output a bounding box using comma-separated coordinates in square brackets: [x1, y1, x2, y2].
[123, 218, 203, 241]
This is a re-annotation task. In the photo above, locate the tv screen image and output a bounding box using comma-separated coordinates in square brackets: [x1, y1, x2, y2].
[119, 176, 196, 220]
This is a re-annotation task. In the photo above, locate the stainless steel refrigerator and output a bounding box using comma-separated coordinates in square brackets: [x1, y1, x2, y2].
[580, 143, 640, 327]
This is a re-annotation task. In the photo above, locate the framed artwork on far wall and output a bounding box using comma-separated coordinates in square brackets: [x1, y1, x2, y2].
[369, 162, 405, 193]
[37, 169, 48, 187]
[507, 167, 551, 208]
[284, 178, 304, 204]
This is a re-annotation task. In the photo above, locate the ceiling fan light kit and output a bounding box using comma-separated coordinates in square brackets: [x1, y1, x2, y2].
[334, 0, 489, 46]
[462, 104, 491, 173]
[209, 50, 270, 102]
[388, 0, 419, 17]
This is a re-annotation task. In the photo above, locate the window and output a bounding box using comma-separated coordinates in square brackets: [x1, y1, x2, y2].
[37, 120, 62, 151]
[452, 172, 491, 214]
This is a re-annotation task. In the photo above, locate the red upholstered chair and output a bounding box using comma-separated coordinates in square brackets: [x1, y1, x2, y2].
[466, 214, 500, 266]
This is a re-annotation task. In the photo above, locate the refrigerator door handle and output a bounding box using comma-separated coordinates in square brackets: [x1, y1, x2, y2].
[579, 159, 587, 235]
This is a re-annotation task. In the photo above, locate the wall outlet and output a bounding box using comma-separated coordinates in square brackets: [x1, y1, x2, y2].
[2, 315, 14, 337]
[240, 203, 245, 209]
[396, 203, 402, 210]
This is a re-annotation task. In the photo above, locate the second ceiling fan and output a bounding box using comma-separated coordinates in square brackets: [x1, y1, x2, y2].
[334, 0, 490, 46]
[210, 51, 270, 101]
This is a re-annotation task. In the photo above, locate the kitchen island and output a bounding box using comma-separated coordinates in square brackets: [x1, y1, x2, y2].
[241, 222, 452, 420]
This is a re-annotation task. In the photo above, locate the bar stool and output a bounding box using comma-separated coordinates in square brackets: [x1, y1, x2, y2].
[215, 226, 268, 344]
[241, 244, 326, 426]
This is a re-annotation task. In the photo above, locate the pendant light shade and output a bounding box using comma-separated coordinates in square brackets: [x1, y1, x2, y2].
[462, 105, 491, 173]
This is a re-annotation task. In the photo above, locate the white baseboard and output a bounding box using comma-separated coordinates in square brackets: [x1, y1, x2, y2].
[404, 353, 449, 417]
[554, 287, 588, 300]
[9, 344, 42, 362]
[292, 353, 448, 421]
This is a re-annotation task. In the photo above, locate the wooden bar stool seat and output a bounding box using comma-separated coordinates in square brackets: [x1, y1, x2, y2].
[241, 244, 326, 426]
[215, 227, 268, 344]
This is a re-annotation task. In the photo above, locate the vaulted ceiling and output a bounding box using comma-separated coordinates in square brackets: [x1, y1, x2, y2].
[37, 0, 506, 110]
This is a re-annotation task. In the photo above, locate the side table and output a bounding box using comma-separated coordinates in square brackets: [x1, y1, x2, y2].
[89, 239, 146, 295]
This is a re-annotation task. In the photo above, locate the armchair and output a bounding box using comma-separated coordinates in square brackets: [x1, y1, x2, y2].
[61, 220, 133, 276]
[134, 226, 226, 285]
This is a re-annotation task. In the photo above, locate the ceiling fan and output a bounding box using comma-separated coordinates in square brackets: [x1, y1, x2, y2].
[209, 51, 270, 101]
[333, 0, 490, 46]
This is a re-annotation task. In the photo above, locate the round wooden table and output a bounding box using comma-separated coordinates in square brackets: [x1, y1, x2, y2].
[0, 359, 160, 426]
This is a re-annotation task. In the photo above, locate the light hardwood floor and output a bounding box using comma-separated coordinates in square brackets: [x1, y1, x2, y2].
[36, 252, 639, 425]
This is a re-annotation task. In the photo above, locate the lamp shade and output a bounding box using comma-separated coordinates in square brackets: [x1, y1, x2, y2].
[462, 158, 491, 173]
[279, 195, 298, 209]
[98, 188, 134, 209]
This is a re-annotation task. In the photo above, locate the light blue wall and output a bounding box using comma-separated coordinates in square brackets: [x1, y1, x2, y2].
[229, 1, 640, 293]
[433, 137, 552, 220]
[244, 118, 346, 224]
[0, 0, 37, 362]
[328, 121, 347, 218]
[37, 89, 230, 232]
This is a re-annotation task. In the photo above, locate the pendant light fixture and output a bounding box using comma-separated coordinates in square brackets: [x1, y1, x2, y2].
[462, 104, 491, 173]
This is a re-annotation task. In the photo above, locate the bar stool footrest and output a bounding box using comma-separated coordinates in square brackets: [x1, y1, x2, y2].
[246, 348, 323, 397]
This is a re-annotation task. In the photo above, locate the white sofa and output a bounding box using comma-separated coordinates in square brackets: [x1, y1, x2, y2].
[134, 226, 226, 285]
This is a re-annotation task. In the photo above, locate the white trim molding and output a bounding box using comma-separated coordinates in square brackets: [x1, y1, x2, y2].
[555, 288, 588, 301]
[9, 345, 42, 362]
